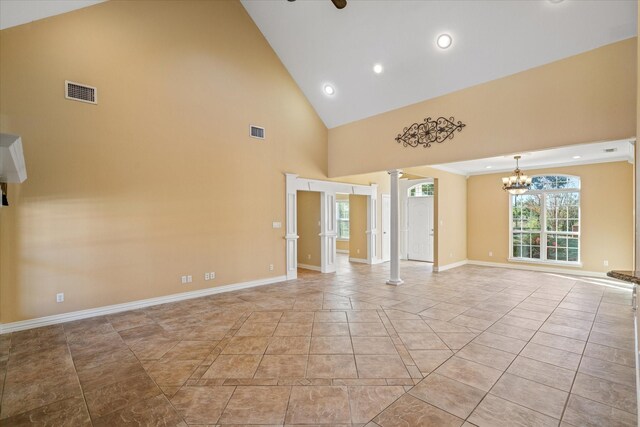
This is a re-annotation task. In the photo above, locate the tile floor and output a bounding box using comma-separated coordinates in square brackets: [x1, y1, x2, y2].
[0, 255, 636, 426]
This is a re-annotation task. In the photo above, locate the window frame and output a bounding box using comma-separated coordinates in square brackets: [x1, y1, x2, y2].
[508, 174, 582, 267]
[336, 199, 350, 241]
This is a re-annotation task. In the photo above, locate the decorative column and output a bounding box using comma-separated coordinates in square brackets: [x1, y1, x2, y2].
[387, 170, 404, 285]
[285, 173, 299, 280]
[366, 184, 378, 264]
[320, 191, 337, 273]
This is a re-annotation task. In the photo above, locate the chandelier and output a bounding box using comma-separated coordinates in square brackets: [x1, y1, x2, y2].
[502, 155, 532, 195]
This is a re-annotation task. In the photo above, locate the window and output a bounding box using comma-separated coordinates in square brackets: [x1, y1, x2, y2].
[510, 175, 580, 264]
[337, 200, 349, 240]
[408, 182, 434, 197]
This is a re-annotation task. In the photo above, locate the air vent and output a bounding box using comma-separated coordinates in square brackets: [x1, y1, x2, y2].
[65, 80, 97, 104]
[250, 125, 265, 140]
[604, 148, 617, 153]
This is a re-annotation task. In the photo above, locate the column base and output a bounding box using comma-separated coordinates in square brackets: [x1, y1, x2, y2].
[386, 279, 404, 286]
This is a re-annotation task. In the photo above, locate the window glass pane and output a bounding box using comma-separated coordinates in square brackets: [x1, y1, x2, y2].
[337, 221, 349, 239]
[531, 175, 580, 190]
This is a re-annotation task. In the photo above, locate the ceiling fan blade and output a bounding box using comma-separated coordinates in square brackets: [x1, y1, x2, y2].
[331, 0, 347, 9]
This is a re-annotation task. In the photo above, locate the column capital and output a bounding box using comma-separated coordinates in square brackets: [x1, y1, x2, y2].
[387, 169, 403, 176]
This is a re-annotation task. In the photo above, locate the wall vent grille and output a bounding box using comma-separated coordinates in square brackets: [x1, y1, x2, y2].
[65, 80, 97, 104]
[250, 125, 265, 139]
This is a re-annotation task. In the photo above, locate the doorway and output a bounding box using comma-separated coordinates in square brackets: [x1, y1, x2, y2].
[406, 182, 434, 263]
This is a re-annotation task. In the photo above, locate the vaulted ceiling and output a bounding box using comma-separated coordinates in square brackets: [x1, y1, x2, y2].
[241, 0, 637, 128]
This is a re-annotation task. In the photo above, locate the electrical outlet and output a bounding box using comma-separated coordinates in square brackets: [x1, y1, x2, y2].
[489, 251, 493, 257]
[187, 275, 192, 283]
[307, 254, 311, 260]
[269, 264, 274, 271]
[181, 276, 187, 284]
[56, 293, 64, 303]
[603, 260, 609, 267]
[211, 272, 215, 279]
[205, 273, 210, 280]
[357, 249, 360, 254]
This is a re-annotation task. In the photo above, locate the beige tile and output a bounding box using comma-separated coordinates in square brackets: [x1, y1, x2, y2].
[530, 331, 585, 354]
[160, 340, 217, 361]
[472, 332, 527, 354]
[310, 336, 353, 354]
[202, 354, 261, 379]
[144, 359, 201, 386]
[274, 322, 313, 336]
[520, 342, 581, 370]
[347, 311, 382, 323]
[507, 356, 576, 391]
[572, 373, 637, 414]
[0, 396, 91, 427]
[313, 322, 350, 336]
[84, 373, 161, 418]
[373, 394, 464, 427]
[348, 385, 405, 424]
[390, 319, 431, 333]
[490, 373, 568, 418]
[584, 342, 635, 368]
[398, 333, 448, 350]
[235, 321, 278, 337]
[314, 311, 347, 322]
[307, 354, 358, 378]
[352, 336, 398, 355]
[409, 373, 485, 418]
[455, 342, 516, 371]
[254, 354, 307, 378]
[285, 386, 351, 424]
[169, 385, 234, 424]
[356, 355, 410, 379]
[92, 394, 184, 427]
[266, 336, 311, 354]
[437, 333, 476, 350]
[579, 356, 636, 388]
[563, 394, 636, 427]
[281, 311, 315, 323]
[219, 385, 290, 424]
[408, 349, 454, 374]
[349, 322, 389, 337]
[469, 394, 559, 427]
[247, 311, 283, 322]
[221, 336, 270, 354]
[435, 357, 502, 392]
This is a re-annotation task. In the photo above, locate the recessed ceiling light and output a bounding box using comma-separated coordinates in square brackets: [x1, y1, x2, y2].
[485, 166, 492, 169]
[373, 64, 383, 74]
[572, 155, 581, 159]
[436, 34, 452, 49]
[323, 84, 335, 96]
[548, 0, 564, 3]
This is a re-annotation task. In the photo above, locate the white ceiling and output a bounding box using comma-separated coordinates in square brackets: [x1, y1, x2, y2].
[432, 139, 635, 176]
[242, 0, 637, 128]
[0, 0, 105, 30]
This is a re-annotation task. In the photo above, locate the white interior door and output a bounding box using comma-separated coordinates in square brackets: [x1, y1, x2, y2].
[407, 197, 434, 262]
[381, 194, 391, 262]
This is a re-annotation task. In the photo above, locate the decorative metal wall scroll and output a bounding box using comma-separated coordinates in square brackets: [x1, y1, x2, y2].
[395, 116, 466, 148]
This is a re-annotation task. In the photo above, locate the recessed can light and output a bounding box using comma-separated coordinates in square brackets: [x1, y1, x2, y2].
[437, 34, 452, 49]
[323, 84, 335, 96]
[572, 155, 581, 159]
[548, 0, 564, 3]
[485, 166, 493, 169]
[373, 64, 383, 74]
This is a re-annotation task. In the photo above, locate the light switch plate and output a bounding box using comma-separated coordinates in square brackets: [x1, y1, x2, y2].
[272, 221, 282, 229]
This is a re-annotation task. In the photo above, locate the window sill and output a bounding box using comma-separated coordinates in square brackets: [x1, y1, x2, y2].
[508, 257, 583, 268]
[337, 238, 349, 242]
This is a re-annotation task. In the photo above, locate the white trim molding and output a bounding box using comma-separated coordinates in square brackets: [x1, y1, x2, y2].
[349, 257, 369, 264]
[0, 275, 287, 334]
[467, 260, 608, 278]
[298, 263, 322, 272]
[434, 260, 467, 272]
[336, 249, 349, 254]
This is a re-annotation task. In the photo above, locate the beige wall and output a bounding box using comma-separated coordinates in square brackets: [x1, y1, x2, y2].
[328, 39, 637, 177]
[0, 0, 328, 323]
[403, 167, 468, 268]
[296, 191, 321, 268]
[348, 195, 368, 259]
[467, 162, 634, 273]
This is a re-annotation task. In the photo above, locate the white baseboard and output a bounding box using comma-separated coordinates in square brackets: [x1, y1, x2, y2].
[434, 260, 468, 272]
[336, 249, 349, 254]
[298, 263, 322, 272]
[349, 257, 369, 264]
[467, 260, 608, 278]
[0, 275, 287, 334]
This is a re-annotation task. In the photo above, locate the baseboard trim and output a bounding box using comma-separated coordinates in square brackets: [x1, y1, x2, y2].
[0, 275, 287, 334]
[467, 260, 608, 278]
[336, 249, 349, 254]
[349, 257, 369, 264]
[434, 260, 468, 272]
[298, 263, 322, 272]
